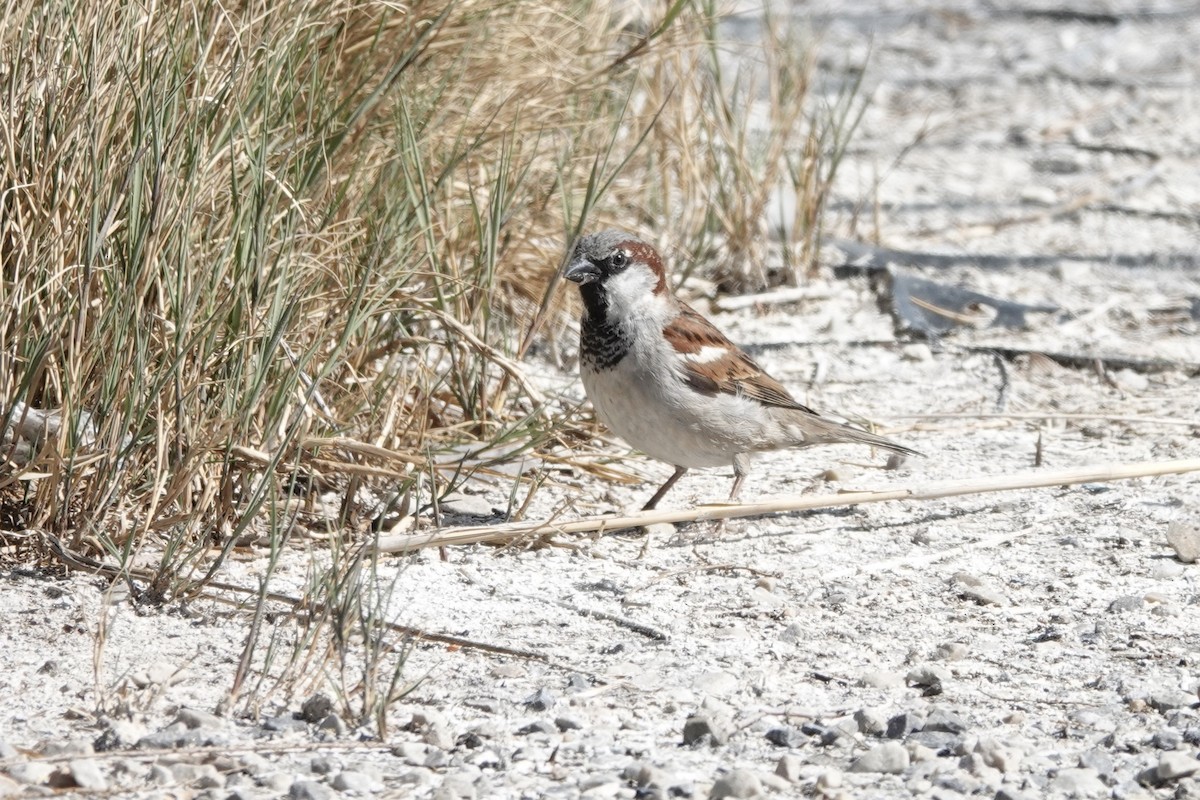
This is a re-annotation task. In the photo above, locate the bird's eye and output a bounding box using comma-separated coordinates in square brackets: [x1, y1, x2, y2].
[609, 250, 628, 270]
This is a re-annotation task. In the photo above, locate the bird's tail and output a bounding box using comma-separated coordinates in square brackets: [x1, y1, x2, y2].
[785, 414, 921, 458]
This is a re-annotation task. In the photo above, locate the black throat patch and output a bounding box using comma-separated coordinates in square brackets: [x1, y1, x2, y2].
[579, 284, 629, 370]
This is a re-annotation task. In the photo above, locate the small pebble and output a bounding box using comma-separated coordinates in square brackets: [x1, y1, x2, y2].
[9, 762, 54, 785]
[817, 768, 843, 789]
[887, 711, 926, 738]
[1108, 595, 1144, 613]
[952, 572, 1008, 606]
[906, 664, 950, 691]
[924, 710, 968, 734]
[860, 670, 903, 689]
[1167, 517, 1200, 563]
[555, 716, 583, 732]
[523, 688, 556, 712]
[765, 726, 803, 747]
[1159, 752, 1200, 781]
[516, 720, 556, 736]
[683, 714, 729, 746]
[299, 694, 334, 723]
[332, 771, 382, 792]
[709, 769, 761, 799]
[976, 737, 1024, 773]
[1050, 767, 1106, 796]
[439, 492, 495, 518]
[176, 708, 223, 730]
[261, 716, 309, 735]
[853, 708, 888, 736]
[934, 642, 969, 661]
[317, 714, 348, 736]
[1149, 689, 1196, 713]
[775, 755, 804, 783]
[849, 742, 910, 774]
[310, 757, 340, 775]
[289, 779, 334, 800]
[67, 760, 107, 791]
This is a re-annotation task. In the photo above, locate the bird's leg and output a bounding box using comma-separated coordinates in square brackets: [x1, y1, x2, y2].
[727, 453, 751, 501]
[706, 454, 751, 538]
[641, 465, 688, 511]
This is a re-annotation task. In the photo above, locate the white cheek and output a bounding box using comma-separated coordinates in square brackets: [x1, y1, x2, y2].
[603, 268, 658, 322]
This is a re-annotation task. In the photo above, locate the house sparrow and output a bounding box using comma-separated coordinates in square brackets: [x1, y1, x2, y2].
[564, 229, 918, 511]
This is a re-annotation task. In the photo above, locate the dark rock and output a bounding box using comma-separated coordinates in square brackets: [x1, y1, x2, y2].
[886, 712, 926, 739]
[299, 694, 334, 724]
[682, 714, 729, 747]
[765, 726, 803, 748]
[523, 688, 556, 712]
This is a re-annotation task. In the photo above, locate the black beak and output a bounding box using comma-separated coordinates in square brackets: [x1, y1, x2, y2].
[564, 258, 600, 285]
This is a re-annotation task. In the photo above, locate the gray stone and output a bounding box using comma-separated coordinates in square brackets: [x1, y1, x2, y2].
[440, 492, 494, 518]
[849, 741, 910, 774]
[42, 738, 93, 757]
[934, 642, 968, 661]
[952, 572, 1008, 605]
[318, 714, 349, 736]
[523, 688, 556, 712]
[907, 730, 963, 754]
[262, 716, 309, 734]
[775, 755, 804, 783]
[1050, 767, 1106, 797]
[8, 762, 54, 785]
[887, 711, 926, 738]
[683, 714, 729, 746]
[435, 769, 479, 799]
[854, 707, 889, 736]
[906, 665, 950, 690]
[1152, 728, 1183, 750]
[765, 726, 803, 747]
[995, 786, 1033, 800]
[171, 763, 225, 788]
[1166, 517, 1200, 563]
[1158, 751, 1200, 781]
[709, 769, 761, 799]
[148, 764, 174, 785]
[463, 697, 500, 714]
[516, 720, 556, 736]
[695, 670, 738, 696]
[177, 707, 223, 729]
[290, 779, 334, 800]
[332, 771, 383, 792]
[859, 670, 903, 689]
[1108, 595, 1144, 613]
[67, 760, 107, 791]
[554, 715, 583, 731]
[924, 710, 968, 733]
[130, 661, 182, 689]
[1149, 689, 1196, 713]
[310, 756, 341, 775]
[1077, 745, 1114, 777]
[976, 737, 1024, 773]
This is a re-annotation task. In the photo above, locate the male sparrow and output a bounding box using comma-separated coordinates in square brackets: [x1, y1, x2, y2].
[564, 229, 917, 511]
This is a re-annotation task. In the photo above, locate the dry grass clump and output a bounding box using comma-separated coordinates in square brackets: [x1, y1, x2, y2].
[1, 0, 858, 574]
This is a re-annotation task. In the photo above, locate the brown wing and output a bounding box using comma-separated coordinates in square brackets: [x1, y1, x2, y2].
[663, 304, 821, 417]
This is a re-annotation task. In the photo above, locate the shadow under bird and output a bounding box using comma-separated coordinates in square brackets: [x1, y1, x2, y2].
[564, 229, 919, 511]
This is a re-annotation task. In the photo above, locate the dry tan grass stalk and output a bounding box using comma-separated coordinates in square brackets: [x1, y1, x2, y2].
[375, 457, 1200, 552]
[895, 412, 1199, 427]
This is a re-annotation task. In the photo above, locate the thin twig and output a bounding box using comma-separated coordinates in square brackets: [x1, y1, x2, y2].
[374, 458, 1200, 552]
